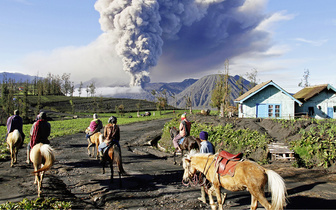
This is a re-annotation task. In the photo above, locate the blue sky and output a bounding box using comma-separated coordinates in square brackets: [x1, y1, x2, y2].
[1, 0, 336, 94]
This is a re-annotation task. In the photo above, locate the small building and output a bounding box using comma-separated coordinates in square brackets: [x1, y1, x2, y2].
[293, 84, 336, 119]
[234, 80, 302, 119]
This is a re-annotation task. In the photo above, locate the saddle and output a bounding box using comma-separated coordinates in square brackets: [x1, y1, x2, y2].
[215, 150, 243, 177]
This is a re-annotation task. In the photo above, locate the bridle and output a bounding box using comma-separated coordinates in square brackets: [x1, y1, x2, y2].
[182, 154, 217, 187]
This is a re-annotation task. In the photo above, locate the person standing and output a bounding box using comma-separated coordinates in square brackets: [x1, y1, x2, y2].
[6, 110, 25, 148]
[172, 113, 191, 152]
[26, 112, 51, 164]
[198, 131, 215, 203]
[199, 131, 214, 154]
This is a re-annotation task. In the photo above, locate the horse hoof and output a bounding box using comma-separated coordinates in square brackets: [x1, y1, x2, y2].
[174, 162, 177, 165]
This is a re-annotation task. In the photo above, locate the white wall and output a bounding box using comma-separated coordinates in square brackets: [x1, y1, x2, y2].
[239, 86, 296, 119]
[296, 90, 336, 119]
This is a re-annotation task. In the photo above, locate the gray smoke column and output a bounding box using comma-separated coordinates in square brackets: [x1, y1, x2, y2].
[95, 0, 268, 86]
[95, 0, 163, 87]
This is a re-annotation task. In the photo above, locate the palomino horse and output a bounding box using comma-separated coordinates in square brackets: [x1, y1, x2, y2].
[6, 129, 23, 167]
[85, 127, 103, 159]
[170, 127, 202, 165]
[30, 143, 55, 197]
[100, 140, 127, 187]
[182, 152, 287, 210]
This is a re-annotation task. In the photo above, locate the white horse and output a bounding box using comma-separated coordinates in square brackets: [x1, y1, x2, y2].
[30, 143, 55, 197]
[6, 129, 22, 167]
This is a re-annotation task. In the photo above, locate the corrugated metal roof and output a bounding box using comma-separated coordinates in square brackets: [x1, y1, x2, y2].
[293, 84, 336, 102]
[234, 80, 273, 102]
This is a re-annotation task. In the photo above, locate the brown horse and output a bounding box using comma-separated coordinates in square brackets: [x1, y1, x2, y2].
[30, 143, 55, 197]
[170, 127, 203, 165]
[6, 129, 23, 167]
[100, 142, 127, 187]
[85, 127, 103, 159]
[182, 152, 287, 210]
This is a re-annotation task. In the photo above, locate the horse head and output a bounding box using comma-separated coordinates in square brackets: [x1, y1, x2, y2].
[182, 154, 196, 183]
[169, 127, 178, 140]
[85, 127, 90, 134]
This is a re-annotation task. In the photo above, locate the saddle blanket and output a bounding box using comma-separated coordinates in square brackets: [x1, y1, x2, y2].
[179, 137, 185, 145]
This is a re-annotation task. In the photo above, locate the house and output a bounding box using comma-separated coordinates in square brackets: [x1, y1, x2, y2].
[293, 84, 336, 119]
[234, 80, 302, 119]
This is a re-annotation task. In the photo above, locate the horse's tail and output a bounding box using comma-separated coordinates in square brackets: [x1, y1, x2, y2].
[265, 169, 287, 210]
[33, 144, 55, 174]
[113, 144, 127, 176]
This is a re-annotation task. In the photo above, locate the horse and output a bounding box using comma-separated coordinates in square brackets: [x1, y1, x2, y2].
[6, 129, 23, 167]
[170, 127, 202, 165]
[100, 138, 127, 187]
[182, 152, 287, 210]
[85, 127, 103, 159]
[30, 143, 55, 197]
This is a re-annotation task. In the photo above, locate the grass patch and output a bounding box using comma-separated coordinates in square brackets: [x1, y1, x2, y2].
[0, 197, 71, 209]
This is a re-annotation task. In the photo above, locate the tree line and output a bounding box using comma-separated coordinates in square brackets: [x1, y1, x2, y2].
[0, 72, 97, 123]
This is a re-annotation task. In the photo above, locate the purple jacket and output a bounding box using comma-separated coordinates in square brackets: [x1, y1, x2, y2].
[6, 115, 23, 134]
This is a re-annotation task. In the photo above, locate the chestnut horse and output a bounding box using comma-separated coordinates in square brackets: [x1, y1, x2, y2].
[100, 140, 127, 187]
[30, 143, 55, 197]
[170, 127, 202, 165]
[6, 129, 23, 167]
[182, 152, 287, 210]
[85, 127, 103, 159]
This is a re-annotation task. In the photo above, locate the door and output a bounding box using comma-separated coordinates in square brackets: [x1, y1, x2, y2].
[256, 104, 267, 118]
[327, 107, 333, 118]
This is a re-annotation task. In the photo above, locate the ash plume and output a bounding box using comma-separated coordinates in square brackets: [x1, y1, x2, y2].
[95, 0, 269, 87]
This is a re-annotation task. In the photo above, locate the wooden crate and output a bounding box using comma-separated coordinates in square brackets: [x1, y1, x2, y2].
[267, 143, 295, 161]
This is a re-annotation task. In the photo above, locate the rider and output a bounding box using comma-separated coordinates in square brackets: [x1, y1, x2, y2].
[199, 131, 214, 154]
[26, 112, 51, 164]
[6, 110, 25, 148]
[198, 131, 215, 203]
[98, 116, 120, 159]
[172, 113, 191, 152]
[86, 113, 103, 140]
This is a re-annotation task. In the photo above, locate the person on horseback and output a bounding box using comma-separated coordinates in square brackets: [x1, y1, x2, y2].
[6, 110, 25, 148]
[198, 131, 215, 203]
[26, 112, 51, 164]
[86, 113, 103, 140]
[172, 113, 191, 152]
[98, 116, 120, 159]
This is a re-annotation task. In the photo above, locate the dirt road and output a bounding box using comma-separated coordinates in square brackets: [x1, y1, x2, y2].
[0, 118, 335, 209]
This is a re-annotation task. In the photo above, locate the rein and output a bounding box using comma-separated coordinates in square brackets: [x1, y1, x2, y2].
[182, 154, 216, 187]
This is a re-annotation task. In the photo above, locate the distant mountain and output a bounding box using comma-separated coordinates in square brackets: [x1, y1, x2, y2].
[111, 78, 198, 101]
[0, 72, 40, 82]
[2, 72, 252, 109]
[172, 74, 250, 109]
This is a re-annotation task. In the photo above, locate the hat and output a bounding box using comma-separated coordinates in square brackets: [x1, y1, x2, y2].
[181, 113, 186, 120]
[14, 110, 19, 115]
[199, 131, 208, 140]
[93, 113, 98, 119]
[39, 112, 47, 120]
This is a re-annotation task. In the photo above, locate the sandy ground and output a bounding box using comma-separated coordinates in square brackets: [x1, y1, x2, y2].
[0, 118, 336, 209]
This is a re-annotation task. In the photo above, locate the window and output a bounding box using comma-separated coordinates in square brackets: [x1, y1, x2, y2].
[268, 104, 281, 118]
[308, 107, 314, 116]
[275, 105, 280, 117]
[333, 106, 336, 112]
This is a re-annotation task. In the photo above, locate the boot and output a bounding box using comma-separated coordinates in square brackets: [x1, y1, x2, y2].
[99, 151, 104, 159]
